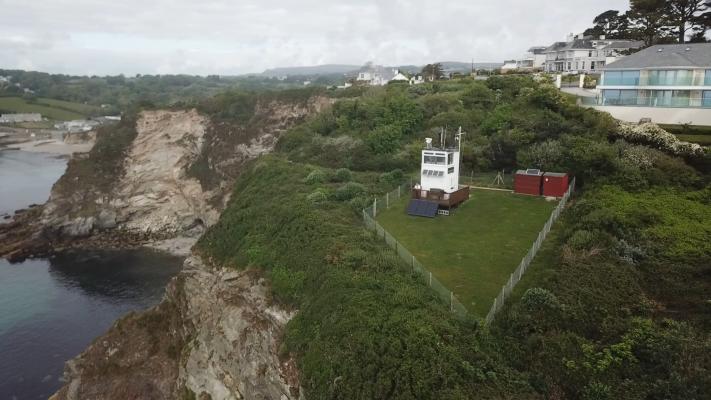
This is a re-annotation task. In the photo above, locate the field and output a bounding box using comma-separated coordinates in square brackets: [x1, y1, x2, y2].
[0, 97, 95, 121]
[376, 189, 556, 315]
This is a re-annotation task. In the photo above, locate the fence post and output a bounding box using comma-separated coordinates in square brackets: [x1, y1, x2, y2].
[386, 192, 389, 209]
[429, 272, 432, 286]
[373, 198, 377, 218]
[411, 255, 415, 271]
[398, 185, 401, 199]
[450, 292, 454, 312]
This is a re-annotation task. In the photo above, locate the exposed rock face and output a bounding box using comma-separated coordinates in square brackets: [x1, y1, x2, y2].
[34, 96, 330, 243]
[51, 255, 301, 400]
[110, 109, 217, 233]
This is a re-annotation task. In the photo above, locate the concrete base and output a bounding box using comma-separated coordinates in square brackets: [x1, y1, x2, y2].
[590, 105, 711, 126]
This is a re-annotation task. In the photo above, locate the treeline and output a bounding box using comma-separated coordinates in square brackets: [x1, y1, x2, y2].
[0, 69, 310, 112]
[585, 0, 711, 46]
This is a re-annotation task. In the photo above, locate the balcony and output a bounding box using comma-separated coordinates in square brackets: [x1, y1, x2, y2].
[582, 95, 711, 108]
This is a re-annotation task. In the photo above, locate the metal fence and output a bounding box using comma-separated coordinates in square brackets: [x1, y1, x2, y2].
[361, 182, 469, 319]
[483, 177, 576, 325]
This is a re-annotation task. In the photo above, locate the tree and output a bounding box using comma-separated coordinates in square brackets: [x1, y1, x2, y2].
[421, 63, 444, 81]
[629, 0, 673, 46]
[664, 0, 710, 43]
[584, 10, 633, 39]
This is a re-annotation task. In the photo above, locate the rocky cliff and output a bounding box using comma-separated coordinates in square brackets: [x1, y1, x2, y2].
[0, 95, 330, 259]
[50, 256, 302, 400]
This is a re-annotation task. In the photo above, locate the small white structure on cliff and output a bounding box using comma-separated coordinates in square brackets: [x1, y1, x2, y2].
[0, 113, 42, 123]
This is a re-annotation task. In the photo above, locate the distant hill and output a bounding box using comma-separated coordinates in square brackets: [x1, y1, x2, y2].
[261, 62, 504, 78]
[261, 64, 360, 77]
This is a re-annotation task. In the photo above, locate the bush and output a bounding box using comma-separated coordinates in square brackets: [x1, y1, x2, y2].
[521, 288, 562, 313]
[333, 182, 366, 201]
[304, 169, 326, 184]
[332, 167, 352, 182]
[306, 189, 328, 205]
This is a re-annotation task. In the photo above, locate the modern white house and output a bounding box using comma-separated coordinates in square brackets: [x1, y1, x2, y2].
[544, 33, 643, 74]
[590, 43, 711, 125]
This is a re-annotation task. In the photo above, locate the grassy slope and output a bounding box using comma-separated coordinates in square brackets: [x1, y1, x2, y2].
[377, 190, 555, 315]
[0, 97, 88, 120]
[197, 157, 536, 399]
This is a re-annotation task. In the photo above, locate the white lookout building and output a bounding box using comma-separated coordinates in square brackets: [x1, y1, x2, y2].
[420, 138, 460, 193]
[408, 129, 469, 217]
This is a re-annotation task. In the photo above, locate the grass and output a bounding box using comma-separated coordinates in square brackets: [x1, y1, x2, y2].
[674, 134, 711, 146]
[460, 170, 514, 189]
[0, 97, 89, 120]
[376, 189, 556, 316]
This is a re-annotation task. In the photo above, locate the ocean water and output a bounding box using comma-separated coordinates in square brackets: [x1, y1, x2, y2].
[0, 151, 184, 399]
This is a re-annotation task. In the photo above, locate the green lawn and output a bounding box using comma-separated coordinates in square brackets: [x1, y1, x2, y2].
[0, 97, 89, 120]
[377, 189, 556, 316]
[674, 134, 711, 146]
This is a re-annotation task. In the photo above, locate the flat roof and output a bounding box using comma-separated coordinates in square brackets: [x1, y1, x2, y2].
[605, 43, 711, 70]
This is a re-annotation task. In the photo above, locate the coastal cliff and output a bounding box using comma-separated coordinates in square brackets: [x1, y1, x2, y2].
[50, 256, 301, 400]
[0, 94, 330, 260]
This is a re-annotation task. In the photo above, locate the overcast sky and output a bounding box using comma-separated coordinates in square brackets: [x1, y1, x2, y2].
[0, 0, 629, 76]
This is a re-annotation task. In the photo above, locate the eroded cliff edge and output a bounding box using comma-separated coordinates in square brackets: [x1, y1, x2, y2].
[50, 256, 302, 400]
[0, 94, 330, 260]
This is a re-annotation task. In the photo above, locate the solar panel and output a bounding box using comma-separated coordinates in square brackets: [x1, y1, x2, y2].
[406, 199, 439, 218]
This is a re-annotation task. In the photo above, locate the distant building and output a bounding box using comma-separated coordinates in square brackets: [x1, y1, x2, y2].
[544, 33, 643, 74]
[391, 71, 409, 82]
[0, 113, 42, 123]
[54, 119, 101, 133]
[409, 75, 425, 85]
[356, 64, 399, 86]
[502, 47, 547, 72]
[588, 43, 711, 125]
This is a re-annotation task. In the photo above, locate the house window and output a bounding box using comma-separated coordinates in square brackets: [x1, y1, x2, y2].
[567, 62, 571, 70]
[581, 62, 585, 70]
[588, 51, 593, 57]
[575, 62, 579, 70]
[706, 70, 711, 86]
[448, 167, 455, 174]
[651, 90, 691, 107]
[703, 91, 711, 107]
[447, 153, 454, 165]
[603, 70, 639, 85]
[602, 89, 638, 105]
[424, 155, 446, 165]
[591, 62, 595, 70]
[648, 70, 693, 86]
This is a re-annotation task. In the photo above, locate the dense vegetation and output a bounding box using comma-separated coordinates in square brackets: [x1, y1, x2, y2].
[196, 76, 710, 399]
[0, 69, 323, 115]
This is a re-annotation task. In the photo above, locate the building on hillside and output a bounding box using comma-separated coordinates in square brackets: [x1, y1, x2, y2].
[583, 43, 711, 125]
[391, 71, 409, 82]
[54, 119, 101, 133]
[544, 33, 643, 74]
[356, 64, 399, 86]
[409, 75, 425, 85]
[502, 47, 548, 72]
[501, 60, 519, 72]
[0, 113, 42, 123]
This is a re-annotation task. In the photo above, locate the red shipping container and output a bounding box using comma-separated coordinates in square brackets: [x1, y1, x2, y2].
[514, 169, 543, 196]
[543, 172, 569, 197]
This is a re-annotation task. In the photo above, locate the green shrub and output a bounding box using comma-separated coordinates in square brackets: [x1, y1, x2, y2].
[332, 167, 352, 182]
[333, 182, 366, 201]
[306, 189, 328, 205]
[304, 169, 326, 184]
[521, 288, 562, 313]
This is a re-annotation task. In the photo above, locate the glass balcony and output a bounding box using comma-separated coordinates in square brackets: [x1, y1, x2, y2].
[706, 70, 711, 86]
[591, 95, 711, 108]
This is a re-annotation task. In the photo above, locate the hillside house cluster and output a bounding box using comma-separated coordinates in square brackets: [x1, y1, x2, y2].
[354, 64, 423, 86]
[504, 33, 643, 74]
[0, 113, 43, 123]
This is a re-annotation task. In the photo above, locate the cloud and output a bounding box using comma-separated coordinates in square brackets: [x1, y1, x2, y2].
[0, 0, 629, 75]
